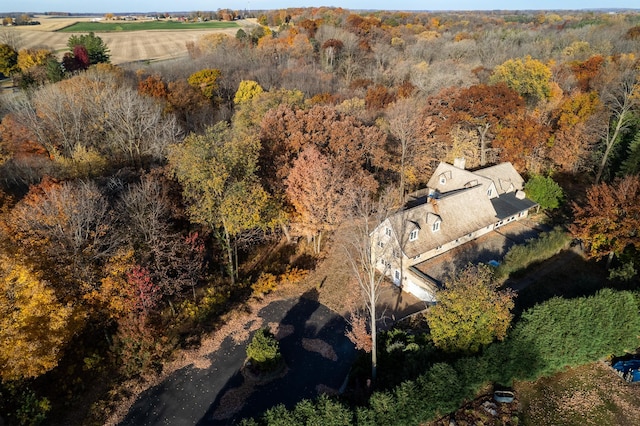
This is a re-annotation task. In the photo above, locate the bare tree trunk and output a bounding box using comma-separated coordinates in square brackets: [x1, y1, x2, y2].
[478, 123, 490, 167]
[221, 219, 235, 287]
[606, 251, 614, 270]
[595, 116, 626, 184]
[343, 188, 394, 384]
[368, 271, 378, 381]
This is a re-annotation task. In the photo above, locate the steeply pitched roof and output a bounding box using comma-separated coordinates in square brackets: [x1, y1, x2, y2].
[426, 162, 494, 195]
[474, 162, 524, 195]
[388, 184, 499, 258]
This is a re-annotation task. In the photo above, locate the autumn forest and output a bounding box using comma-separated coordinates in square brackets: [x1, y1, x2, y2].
[1, 7, 640, 425]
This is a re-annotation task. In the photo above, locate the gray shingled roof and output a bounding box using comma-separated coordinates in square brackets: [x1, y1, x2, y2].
[388, 184, 499, 258]
[426, 162, 494, 195]
[474, 162, 524, 195]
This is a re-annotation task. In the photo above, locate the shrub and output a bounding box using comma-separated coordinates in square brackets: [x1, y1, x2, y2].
[251, 267, 308, 296]
[246, 328, 282, 372]
[495, 227, 571, 280]
[524, 174, 564, 210]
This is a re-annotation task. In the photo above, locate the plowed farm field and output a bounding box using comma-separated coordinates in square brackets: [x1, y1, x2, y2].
[9, 16, 253, 64]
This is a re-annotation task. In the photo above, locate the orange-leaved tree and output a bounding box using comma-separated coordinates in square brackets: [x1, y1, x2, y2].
[570, 175, 640, 267]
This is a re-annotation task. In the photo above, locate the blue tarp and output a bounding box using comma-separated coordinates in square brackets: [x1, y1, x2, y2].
[612, 359, 640, 383]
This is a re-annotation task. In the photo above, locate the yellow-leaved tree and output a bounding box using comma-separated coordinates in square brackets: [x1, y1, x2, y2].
[233, 80, 264, 105]
[489, 55, 552, 105]
[187, 68, 222, 101]
[0, 256, 78, 380]
[425, 264, 515, 354]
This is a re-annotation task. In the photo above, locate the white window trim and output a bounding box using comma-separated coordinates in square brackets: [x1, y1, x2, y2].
[432, 221, 440, 232]
[409, 229, 418, 241]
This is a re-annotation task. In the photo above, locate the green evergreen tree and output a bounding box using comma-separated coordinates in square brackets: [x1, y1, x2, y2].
[66, 32, 110, 65]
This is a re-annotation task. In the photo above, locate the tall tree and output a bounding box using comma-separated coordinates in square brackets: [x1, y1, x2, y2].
[187, 68, 222, 101]
[168, 122, 275, 285]
[425, 264, 515, 354]
[448, 83, 524, 166]
[260, 104, 385, 194]
[343, 187, 394, 383]
[285, 145, 357, 253]
[0, 43, 18, 76]
[593, 55, 639, 183]
[489, 55, 553, 105]
[421, 84, 524, 168]
[66, 32, 110, 65]
[547, 91, 602, 173]
[0, 255, 77, 380]
[493, 112, 550, 173]
[7, 179, 116, 300]
[385, 98, 434, 198]
[570, 175, 640, 267]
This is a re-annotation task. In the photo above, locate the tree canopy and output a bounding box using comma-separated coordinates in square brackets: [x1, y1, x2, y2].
[66, 32, 110, 65]
[425, 264, 515, 354]
[570, 175, 640, 262]
[524, 175, 564, 210]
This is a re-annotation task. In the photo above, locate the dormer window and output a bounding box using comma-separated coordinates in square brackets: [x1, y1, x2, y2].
[432, 221, 440, 232]
[409, 229, 418, 241]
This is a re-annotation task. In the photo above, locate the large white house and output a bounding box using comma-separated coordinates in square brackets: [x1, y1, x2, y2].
[372, 159, 537, 302]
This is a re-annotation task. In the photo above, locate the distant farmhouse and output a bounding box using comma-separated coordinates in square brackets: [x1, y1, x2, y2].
[372, 159, 537, 302]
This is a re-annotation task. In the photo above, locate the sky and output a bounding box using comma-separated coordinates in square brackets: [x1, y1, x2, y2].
[3, 0, 639, 14]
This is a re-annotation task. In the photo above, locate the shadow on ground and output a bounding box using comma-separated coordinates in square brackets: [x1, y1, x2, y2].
[120, 289, 357, 426]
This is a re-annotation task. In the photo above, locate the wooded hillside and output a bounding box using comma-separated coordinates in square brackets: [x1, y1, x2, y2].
[0, 8, 639, 425]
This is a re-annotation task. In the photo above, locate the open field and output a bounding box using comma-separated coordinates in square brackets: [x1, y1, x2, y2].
[6, 15, 254, 64]
[59, 20, 238, 32]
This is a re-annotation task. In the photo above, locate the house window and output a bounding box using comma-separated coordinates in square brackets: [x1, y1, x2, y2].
[487, 188, 493, 197]
[394, 270, 400, 281]
[409, 229, 418, 241]
[385, 227, 392, 236]
[432, 221, 440, 232]
[439, 175, 446, 185]
[436, 245, 442, 250]
[377, 241, 384, 248]
[392, 249, 400, 258]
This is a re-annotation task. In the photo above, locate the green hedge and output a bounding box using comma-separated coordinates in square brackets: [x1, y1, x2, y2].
[495, 227, 571, 280]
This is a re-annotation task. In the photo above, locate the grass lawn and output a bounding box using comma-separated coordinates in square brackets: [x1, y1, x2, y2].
[515, 362, 640, 426]
[58, 20, 239, 32]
